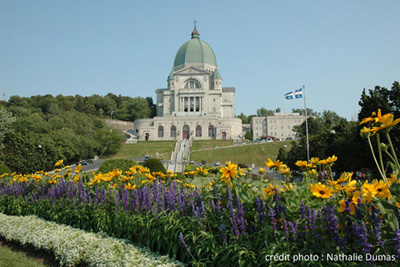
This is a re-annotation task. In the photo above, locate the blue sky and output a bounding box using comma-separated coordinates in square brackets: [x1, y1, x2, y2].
[1, 1, 399, 120]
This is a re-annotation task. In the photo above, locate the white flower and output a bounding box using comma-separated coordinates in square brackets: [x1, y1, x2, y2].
[0, 213, 184, 266]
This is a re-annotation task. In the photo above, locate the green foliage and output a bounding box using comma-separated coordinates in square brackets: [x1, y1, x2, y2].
[0, 108, 16, 145]
[142, 158, 166, 173]
[96, 159, 137, 174]
[0, 163, 11, 174]
[244, 130, 253, 141]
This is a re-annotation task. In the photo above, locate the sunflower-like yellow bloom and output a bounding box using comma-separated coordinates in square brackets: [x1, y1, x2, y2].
[220, 162, 238, 184]
[310, 157, 320, 165]
[74, 165, 82, 173]
[258, 168, 265, 175]
[360, 109, 400, 135]
[88, 173, 103, 186]
[54, 160, 64, 167]
[280, 166, 291, 175]
[337, 172, 352, 183]
[265, 158, 284, 170]
[310, 183, 334, 199]
[343, 179, 358, 197]
[195, 167, 209, 176]
[319, 155, 338, 165]
[262, 184, 279, 198]
[238, 167, 246, 176]
[338, 200, 355, 214]
[352, 190, 363, 205]
[295, 160, 313, 168]
[373, 180, 391, 199]
[110, 169, 122, 178]
[125, 183, 136, 191]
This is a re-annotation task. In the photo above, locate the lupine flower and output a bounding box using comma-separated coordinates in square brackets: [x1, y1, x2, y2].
[392, 228, 400, 258]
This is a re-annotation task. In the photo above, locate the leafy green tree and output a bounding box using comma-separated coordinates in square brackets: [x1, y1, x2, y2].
[0, 108, 16, 145]
[236, 113, 249, 123]
[244, 130, 253, 141]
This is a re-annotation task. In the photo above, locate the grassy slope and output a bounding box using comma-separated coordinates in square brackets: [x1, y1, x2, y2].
[104, 141, 176, 159]
[104, 140, 292, 167]
[190, 141, 292, 167]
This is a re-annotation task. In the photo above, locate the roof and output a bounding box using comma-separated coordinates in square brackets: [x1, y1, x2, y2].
[173, 27, 217, 68]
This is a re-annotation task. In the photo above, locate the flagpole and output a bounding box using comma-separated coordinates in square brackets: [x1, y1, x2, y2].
[303, 85, 310, 163]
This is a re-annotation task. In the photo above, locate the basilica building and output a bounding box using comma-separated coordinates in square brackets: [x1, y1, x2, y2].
[133, 25, 242, 140]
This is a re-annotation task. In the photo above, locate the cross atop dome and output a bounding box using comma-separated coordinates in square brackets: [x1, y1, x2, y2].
[191, 20, 200, 39]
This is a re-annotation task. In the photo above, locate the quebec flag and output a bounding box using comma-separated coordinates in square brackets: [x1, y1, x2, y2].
[284, 88, 303, 100]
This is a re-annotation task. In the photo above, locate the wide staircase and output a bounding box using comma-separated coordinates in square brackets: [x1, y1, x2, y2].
[167, 139, 192, 173]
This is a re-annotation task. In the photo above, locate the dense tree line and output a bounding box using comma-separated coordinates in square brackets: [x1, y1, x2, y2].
[5, 93, 156, 122]
[278, 81, 400, 175]
[0, 93, 153, 173]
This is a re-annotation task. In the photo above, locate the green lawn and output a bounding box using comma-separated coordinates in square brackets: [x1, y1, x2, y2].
[190, 141, 292, 167]
[0, 238, 56, 267]
[104, 140, 293, 168]
[190, 139, 239, 150]
[104, 141, 176, 159]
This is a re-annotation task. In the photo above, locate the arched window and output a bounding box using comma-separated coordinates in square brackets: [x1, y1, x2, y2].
[208, 125, 215, 137]
[170, 125, 176, 138]
[196, 125, 202, 137]
[184, 79, 201, 89]
[158, 126, 164, 138]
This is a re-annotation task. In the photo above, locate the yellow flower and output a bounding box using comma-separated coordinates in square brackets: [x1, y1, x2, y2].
[310, 183, 334, 199]
[73, 175, 80, 183]
[295, 160, 313, 168]
[280, 166, 291, 175]
[88, 173, 103, 186]
[338, 200, 355, 215]
[220, 163, 238, 184]
[352, 190, 363, 205]
[125, 183, 136, 191]
[261, 184, 278, 198]
[343, 179, 358, 197]
[48, 180, 57, 184]
[360, 126, 372, 138]
[265, 158, 284, 170]
[54, 160, 64, 167]
[145, 173, 156, 181]
[74, 165, 82, 173]
[102, 174, 113, 182]
[319, 155, 338, 166]
[110, 169, 122, 178]
[195, 167, 209, 176]
[282, 183, 293, 192]
[373, 180, 391, 199]
[337, 172, 352, 183]
[258, 168, 265, 175]
[310, 157, 320, 165]
[308, 169, 317, 176]
[238, 167, 246, 176]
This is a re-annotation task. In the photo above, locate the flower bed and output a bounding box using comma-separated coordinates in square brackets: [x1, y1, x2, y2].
[0, 109, 399, 266]
[0, 213, 183, 267]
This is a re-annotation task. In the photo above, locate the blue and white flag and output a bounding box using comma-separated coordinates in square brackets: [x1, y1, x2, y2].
[284, 88, 303, 100]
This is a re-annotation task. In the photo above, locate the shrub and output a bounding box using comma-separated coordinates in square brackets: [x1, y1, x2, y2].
[143, 158, 166, 173]
[0, 164, 11, 174]
[96, 159, 136, 174]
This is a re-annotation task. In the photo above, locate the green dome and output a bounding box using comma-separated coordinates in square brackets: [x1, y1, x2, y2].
[173, 27, 217, 68]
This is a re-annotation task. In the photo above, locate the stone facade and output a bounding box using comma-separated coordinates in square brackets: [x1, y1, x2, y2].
[134, 25, 242, 141]
[250, 113, 306, 140]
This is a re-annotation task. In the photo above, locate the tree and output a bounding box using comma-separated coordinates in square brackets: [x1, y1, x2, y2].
[244, 130, 253, 141]
[256, 107, 275, 117]
[236, 113, 249, 124]
[0, 108, 16, 145]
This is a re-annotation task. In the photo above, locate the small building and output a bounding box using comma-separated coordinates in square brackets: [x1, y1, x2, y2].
[250, 113, 306, 140]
